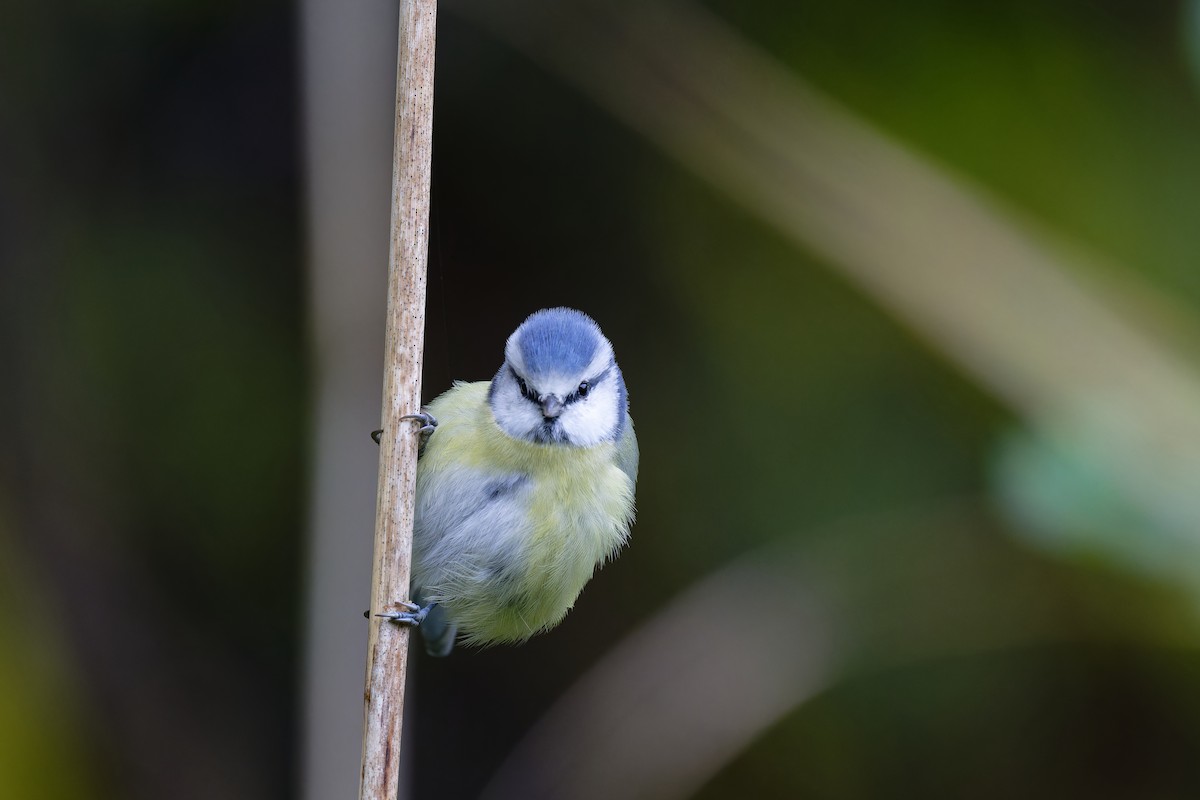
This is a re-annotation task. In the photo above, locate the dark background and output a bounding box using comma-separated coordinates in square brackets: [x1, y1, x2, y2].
[5, 0, 1200, 797]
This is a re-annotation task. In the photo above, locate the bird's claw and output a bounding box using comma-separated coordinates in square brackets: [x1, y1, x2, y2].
[375, 601, 430, 627]
[370, 413, 438, 445]
[400, 412, 438, 436]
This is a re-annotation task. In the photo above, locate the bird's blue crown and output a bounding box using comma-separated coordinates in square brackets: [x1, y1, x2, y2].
[511, 307, 607, 380]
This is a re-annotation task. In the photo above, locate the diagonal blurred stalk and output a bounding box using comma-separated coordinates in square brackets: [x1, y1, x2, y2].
[450, 0, 1200, 584]
[450, 0, 1200, 428]
[480, 538, 837, 800]
[480, 499, 1189, 800]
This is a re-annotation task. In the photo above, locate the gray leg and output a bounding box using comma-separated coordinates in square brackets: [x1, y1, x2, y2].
[375, 601, 431, 626]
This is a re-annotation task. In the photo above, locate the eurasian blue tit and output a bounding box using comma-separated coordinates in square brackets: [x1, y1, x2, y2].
[381, 307, 638, 657]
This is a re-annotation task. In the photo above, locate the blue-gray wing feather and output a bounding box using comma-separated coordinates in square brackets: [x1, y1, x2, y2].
[616, 418, 639, 487]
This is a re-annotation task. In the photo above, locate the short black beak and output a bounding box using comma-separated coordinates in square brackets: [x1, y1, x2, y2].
[540, 394, 564, 419]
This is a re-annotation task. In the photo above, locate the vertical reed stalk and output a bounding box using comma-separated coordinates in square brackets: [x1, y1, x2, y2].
[359, 2, 437, 798]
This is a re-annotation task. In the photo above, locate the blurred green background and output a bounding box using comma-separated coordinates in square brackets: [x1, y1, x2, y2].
[5, 0, 1200, 798]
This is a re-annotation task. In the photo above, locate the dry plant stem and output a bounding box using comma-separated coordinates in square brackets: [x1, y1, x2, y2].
[359, 1, 437, 798]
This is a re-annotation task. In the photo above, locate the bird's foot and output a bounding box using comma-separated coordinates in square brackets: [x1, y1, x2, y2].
[400, 411, 438, 436]
[371, 412, 438, 445]
[375, 601, 432, 627]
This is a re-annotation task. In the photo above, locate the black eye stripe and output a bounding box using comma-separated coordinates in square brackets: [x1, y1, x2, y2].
[510, 368, 539, 403]
[512, 364, 613, 406]
[565, 365, 612, 405]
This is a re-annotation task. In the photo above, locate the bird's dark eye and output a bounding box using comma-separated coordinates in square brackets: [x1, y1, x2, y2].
[578, 381, 590, 398]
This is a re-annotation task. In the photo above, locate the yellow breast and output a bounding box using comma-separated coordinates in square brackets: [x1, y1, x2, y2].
[414, 381, 636, 644]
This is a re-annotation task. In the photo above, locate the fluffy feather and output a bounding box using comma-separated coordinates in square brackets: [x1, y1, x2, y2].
[412, 381, 638, 646]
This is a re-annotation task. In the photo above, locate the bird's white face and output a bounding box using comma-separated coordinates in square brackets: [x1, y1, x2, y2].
[489, 310, 627, 447]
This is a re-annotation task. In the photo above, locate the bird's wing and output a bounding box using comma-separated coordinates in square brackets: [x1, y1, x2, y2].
[616, 417, 639, 486]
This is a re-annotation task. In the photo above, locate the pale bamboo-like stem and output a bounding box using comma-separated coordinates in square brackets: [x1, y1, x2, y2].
[359, 1, 437, 798]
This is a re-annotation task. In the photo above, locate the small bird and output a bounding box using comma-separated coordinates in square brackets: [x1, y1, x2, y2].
[380, 308, 638, 656]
